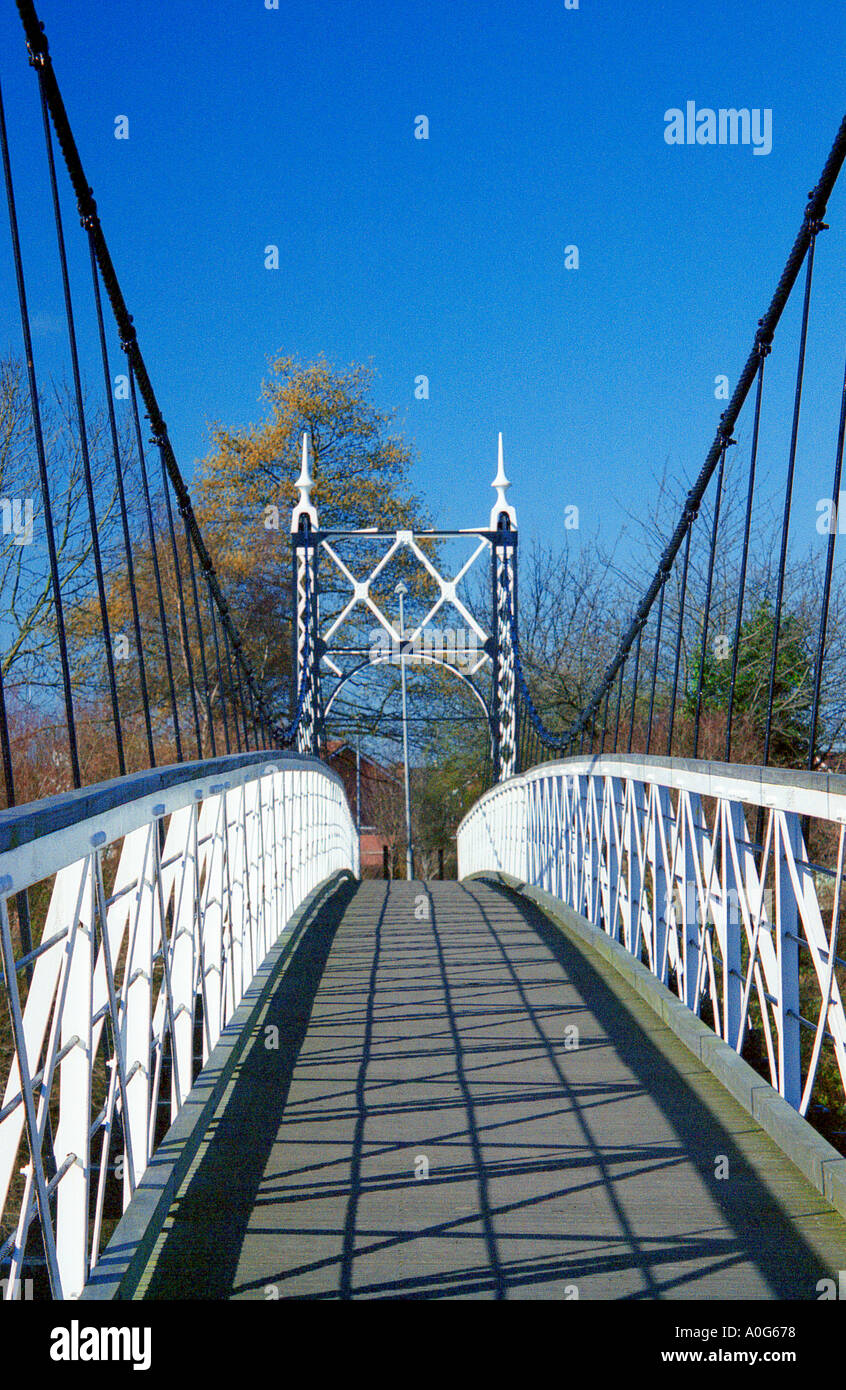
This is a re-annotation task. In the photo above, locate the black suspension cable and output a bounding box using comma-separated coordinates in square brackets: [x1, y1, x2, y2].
[495, 117, 846, 770]
[221, 625, 243, 753]
[206, 579, 232, 755]
[15, 3, 281, 757]
[612, 660, 625, 752]
[128, 364, 183, 761]
[182, 518, 217, 758]
[808, 347, 846, 769]
[514, 675, 523, 774]
[666, 517, 694, 756]
[519, 693, 528, 770]
[646, 578, 666, 753]
[626, 622, 643, 753]
[39, 75, 126, 776]
[0, 657, 34, 966]
[725, 349, 768, 761]
[762, 226, 822, 767]
[245, 676, 260, 749]
[508, 115, 846, 758]
[0, 74, 81, 786]
[692, 439, 731, 758]
[158, 448, 203, 758]
[88, 237, 156, 769]
[0, 660, 16, 815]
[232, 646, 252, 751]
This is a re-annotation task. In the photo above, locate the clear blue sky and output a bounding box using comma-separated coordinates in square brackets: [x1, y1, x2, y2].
[1, 0, 845, 567]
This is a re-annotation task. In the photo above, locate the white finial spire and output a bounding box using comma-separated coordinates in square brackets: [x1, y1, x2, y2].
[490, 431, 517, 528]
[291, 431, 318, 532]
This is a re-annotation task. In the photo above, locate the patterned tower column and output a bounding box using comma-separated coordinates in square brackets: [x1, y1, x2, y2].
[291, 435, 324, 755]
[490, 434, 518, 782]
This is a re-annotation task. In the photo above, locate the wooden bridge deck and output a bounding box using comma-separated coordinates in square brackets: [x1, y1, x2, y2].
[133, 879, 846, 1300]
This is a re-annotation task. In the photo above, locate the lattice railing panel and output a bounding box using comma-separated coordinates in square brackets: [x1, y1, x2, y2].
[458, 755, 846, 1123]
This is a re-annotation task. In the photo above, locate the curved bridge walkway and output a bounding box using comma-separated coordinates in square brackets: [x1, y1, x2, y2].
[130, 879, 846, 1300]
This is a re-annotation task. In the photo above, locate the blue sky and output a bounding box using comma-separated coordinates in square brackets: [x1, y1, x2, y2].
[1, 0, 845, 571]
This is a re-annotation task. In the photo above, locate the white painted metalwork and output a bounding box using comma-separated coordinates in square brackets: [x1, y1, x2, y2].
[489, 431, 516, 529]
[395, 582, 414, 880]
[290, 434, 518, 779]
[491, 532, 517, 780]
[0, 751, 357, 1300]
[458, 753, 846, 1119]
[291, 431, 318, 533]
[489, 432, 518, 780]
[292, 434, 323, 756]
[316, 528, 492, 682]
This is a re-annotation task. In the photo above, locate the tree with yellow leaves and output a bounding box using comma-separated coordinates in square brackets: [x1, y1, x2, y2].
[74, 354, 452, 755]
[193, 354, 430, 720]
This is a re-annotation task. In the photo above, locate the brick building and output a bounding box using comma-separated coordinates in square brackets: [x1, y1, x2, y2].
[324, 741, 401, 874]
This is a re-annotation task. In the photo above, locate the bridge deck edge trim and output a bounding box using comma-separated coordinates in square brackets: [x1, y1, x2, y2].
[469, 870, 846, 1222]
[78, 868, 357, 1302]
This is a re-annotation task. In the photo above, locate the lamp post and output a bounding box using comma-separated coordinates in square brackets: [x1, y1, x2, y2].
[395, 581, 414, 881]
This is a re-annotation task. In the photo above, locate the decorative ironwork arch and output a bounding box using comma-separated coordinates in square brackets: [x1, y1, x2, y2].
[290, 433, 518, 780]
[323, 652, 494, 732]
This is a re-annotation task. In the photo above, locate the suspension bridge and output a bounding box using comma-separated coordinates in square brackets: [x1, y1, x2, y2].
[3, 1, 846, 1303]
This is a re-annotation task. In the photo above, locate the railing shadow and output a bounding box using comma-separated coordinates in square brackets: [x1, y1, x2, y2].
[138, 876, 358, 1298]
[468, 877, 832, 1299]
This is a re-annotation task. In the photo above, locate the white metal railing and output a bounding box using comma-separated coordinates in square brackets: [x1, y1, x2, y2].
[458, 754, 846, 1126]
[0, 751, 358, 1300]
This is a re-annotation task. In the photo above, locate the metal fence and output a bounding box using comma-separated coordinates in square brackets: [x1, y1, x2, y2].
[0, 750, 358, 1300]
[458, 755, 846, 1124]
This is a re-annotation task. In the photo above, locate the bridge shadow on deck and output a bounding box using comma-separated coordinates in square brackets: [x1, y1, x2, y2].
[458, 880, 829, 1300]
[138, 878, 846, 1300]
[139, 875, 358, 1299]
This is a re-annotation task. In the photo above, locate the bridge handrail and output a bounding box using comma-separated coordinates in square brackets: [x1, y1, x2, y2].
[458, 756, 846, 1135]
[0, 754, 358, 1299]
[0, 751, 342, 896]
[459, 753, 846, 832]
